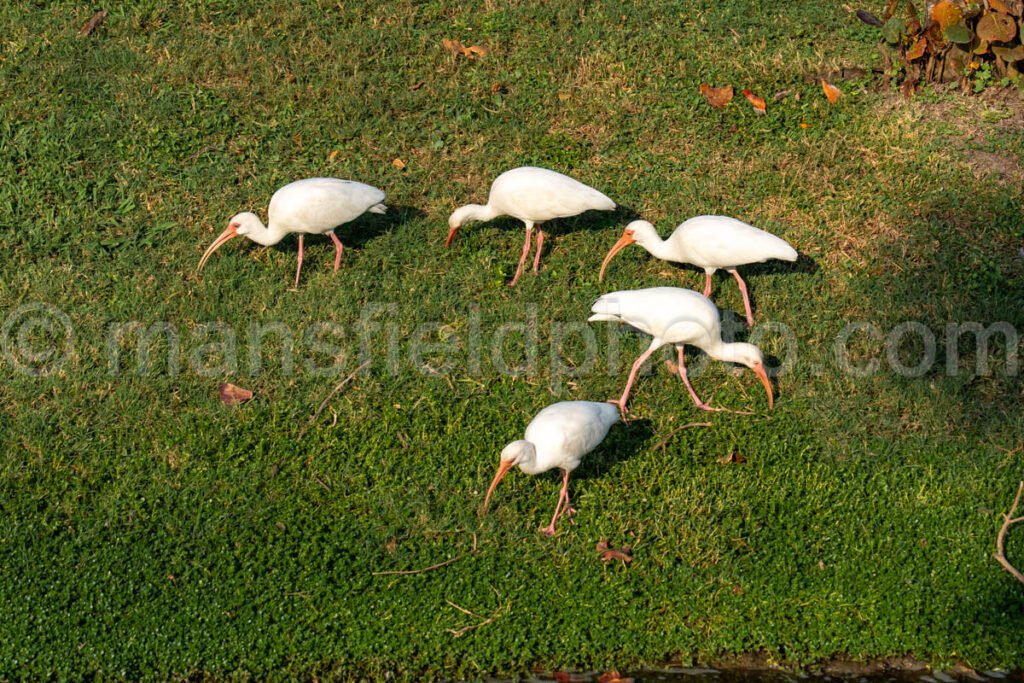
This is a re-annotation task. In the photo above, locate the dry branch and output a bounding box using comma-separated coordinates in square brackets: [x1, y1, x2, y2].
[303, 361, 370, 431]
[652, 422, 712, 452]
[371, 555, 463, 577]
[994, 481, 1024, 584]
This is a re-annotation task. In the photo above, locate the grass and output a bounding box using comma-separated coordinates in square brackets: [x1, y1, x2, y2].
[1, 0, 1023, 679]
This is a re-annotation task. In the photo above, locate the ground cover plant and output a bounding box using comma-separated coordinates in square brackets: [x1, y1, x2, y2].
[1, 1, 1023, 680]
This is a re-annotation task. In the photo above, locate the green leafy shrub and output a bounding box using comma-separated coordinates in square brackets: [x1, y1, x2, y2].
[858, 0, 1024, 93]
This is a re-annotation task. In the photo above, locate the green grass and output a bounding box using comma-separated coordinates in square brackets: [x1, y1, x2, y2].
[2, 1, 1024, 680]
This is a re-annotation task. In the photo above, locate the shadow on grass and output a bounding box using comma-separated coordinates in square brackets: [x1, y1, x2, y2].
[968, 576, 1024, 642]
[843, 180, 1024, 433]
[574, 416, 655, 482]
[268, 203, 427, 257]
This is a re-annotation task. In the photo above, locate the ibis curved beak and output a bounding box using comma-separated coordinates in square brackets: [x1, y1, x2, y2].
[197, 224, 239, 272]
[444, 225, 459, 248]
[752, 362, 774, 410]
[599, 229, 636, 282]
[480, 459, 515, 516]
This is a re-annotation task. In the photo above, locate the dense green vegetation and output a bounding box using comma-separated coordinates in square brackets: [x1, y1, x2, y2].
[1, 1, 1022, 679]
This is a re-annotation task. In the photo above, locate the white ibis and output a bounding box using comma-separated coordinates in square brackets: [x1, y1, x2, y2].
[198, 178, 387, 288]
[599, 216, 798, 326]
[588, 287, 774, 416]
[447, 166, 615, 286]
[481, 400, 620, 536]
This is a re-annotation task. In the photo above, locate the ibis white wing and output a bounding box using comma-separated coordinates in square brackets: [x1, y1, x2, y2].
[671, 215, 797, 269]
[590, 287, 719, 340]
[524, 401, 619, 474]
[490, 167, 614, 223]
[269, 178, 386, 234]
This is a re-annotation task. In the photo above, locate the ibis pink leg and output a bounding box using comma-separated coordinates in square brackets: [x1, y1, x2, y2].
[730, 269, 755, 326]
[532, 228, 545, 274]
[509, 227, 533, 287]
[329, 232, 344, 272]
[542, 469, 575, 536]
[703, 272, 713, 297]
[293, 234, 305, 289]
[610, 345, 659, 417]
[676, 347, 721, 412]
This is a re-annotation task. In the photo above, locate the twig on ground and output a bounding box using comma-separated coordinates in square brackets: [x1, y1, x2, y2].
[445, 600, 507, 637]
[301, 361, 370, 434]
[995, 481, 1024, 584]
[371, 555, 463, 577]
[652, 422, 712, 452]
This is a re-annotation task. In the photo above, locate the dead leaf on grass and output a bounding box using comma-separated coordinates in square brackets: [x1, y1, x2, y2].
[821, 79, 843, 104]
[699, 83, 733, 108]
[716, 452, 747, 464]
[392, 158, 406, 170]
[742, 89, 767, 114]
[78, 9, 108, 36]
[219, 382, 253, 405]
[596, 539, 634, 564]
[443, 38, 488, 59]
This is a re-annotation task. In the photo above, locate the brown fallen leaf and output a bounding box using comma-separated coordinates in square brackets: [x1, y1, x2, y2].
[385, 537, 398, 556]
[772, 89, 791, 102]
[699, 83, 734, 109]
[989, 0, 1012, 13]
[716, 452, 747, 464]
[328, 150, 339, 163]
[78, 9, 108, 37]
[392, 158, 406, 170]
[742, 88, 766, 114]
[219, 382, 253, 405]
[821, 79, 842, 104]
[442, 38, 488, 59]
[596, 539, 634, 564]
[799, 122, 810, 129]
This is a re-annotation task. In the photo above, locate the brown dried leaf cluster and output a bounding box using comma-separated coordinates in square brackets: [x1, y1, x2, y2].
[442, 38, 488, 59]
[596, 539, 633, 564]
[698, 83, 733, 108]
[219, 382, 253, 405]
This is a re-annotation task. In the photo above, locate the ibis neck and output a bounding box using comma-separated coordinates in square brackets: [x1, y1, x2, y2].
[453, 203, 500, 226]
[708, 341, 744, 365]
[642, 233, 677, 261]
[247, 218, 287, 246]
[516, 442, 542, 475]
